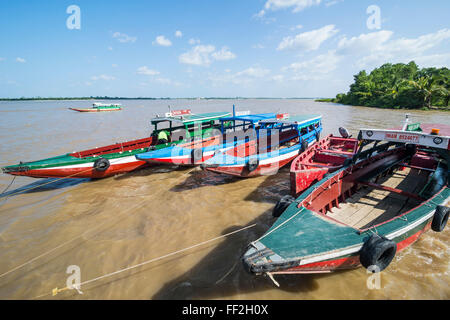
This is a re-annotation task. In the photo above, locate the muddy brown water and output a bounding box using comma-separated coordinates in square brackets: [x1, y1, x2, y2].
[0, 99, 449, 300]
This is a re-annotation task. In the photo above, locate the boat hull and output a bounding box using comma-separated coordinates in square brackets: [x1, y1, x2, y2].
[290, 135, 358, 197]
[69, 107, 121, 112]
[243, 145, 449, 275]
[205, 148, 300, 177]
[5, 156, 149, 179]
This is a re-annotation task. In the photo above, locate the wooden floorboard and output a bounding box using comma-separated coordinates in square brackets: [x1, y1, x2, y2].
[326, 168, 429, 229]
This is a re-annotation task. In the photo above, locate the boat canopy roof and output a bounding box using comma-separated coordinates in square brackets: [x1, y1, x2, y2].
[259, 114, 322, 128]
[93, 103, 122, 107]
[219, 113, 277, 124]
[359, 128, 450, 150]
[151, 111, 231, 126]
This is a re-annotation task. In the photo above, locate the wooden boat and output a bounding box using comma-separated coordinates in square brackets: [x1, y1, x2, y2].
[289, 133, 358, 198]
[135, 113, 278, 166]
[69, 103, 123, 112]
[242, 124, 449, 279]
[1, 110, 230, 179]
[201, 115, 322, 177]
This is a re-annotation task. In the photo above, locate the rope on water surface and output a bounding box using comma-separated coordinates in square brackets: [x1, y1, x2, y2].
[31, 223, 257, 299]
[0, 175, 16, 206]
[0, 164, 202, 283]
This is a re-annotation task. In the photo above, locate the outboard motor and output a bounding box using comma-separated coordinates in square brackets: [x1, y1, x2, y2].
[339, 127, 350, 138]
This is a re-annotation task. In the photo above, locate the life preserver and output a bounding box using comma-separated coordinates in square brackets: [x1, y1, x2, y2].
[93, 158, 110, 172]
[359, 234, 396, 272]
[431, 205, 449, 232]
[272, 195, 295, 217]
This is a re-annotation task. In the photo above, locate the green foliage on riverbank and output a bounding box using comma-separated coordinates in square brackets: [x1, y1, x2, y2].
[332, 61, 449, 110]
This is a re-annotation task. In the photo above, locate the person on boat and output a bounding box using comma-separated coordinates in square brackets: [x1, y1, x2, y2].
[157, 130, 170, 144]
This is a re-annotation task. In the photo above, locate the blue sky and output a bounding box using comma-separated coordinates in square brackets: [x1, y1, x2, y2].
[0, 0, 449, 98]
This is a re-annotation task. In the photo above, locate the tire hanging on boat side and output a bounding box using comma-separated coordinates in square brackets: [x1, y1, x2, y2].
[359, 234, 396, 272]
[191, 148, 203, 164]
[273, 195, 295, 217]
[247, 158, 259, 172]
[93, 158, 110, 172]
[431, 205, 449, 232]
[300, 139, 309, 153]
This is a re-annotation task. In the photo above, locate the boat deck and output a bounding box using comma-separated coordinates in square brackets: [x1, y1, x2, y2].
[327, 168, 430, 229]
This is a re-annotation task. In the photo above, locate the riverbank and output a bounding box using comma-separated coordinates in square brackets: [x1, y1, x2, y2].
[314, 99, 450, 111]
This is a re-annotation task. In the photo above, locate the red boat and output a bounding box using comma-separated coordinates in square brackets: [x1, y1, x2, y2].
[290, 133, 359, 197]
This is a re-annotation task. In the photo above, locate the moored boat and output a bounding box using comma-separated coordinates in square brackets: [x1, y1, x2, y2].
[289, 132, 358, 198]
[201, 114, 322, 177]
[1, 109, 230, 179]
[135, 112, 278, 166]
[242, 123, 449, 280]
[69, 103, 123, 112]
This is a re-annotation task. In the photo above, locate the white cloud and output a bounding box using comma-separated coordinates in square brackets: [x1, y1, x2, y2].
[108, 46, 113, 51]
[264, 0, 322, 13]
[0, 57, 5, 62]
[290, 24, 303, 31]
[137, 66, 160, 76]
[112, 64, 118, 68]
[175, 30, 183, 38]
[91, 75, 116, 81]
[277, 24, 338, 51]
[16, 57, 26, 63]
[113, 32, 137, 43]
[337, 28, 450, 69]
[179, 45, 215, 66]
[209, 67, 271, 85]
[153, 35, 172, 47]
[282, 50, 341, 80]
[211, 47, 236, 61]
[325, 0, 343, 7]
[188, 38, 201, 45]
[179, 45, 236, 66]
[252, 44, 265, 49]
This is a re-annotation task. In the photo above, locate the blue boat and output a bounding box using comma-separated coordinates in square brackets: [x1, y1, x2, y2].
[135, 112, 278, 165]
[201, 115, 322, 177]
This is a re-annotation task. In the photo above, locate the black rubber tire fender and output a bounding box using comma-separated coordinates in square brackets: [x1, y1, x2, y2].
[247, 158, 259, 172]
[431, 205, 450, 232]
[300, 139, 309, 153]
[360, 234, 397, 272]
[191, 148, 203, 163]
[272, 195, 295, 217]
[93, 158, 110, 172]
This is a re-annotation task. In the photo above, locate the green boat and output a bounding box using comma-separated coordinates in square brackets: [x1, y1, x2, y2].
[243, 122, 449, 281]
[69, 103, 123, 112]
[1, 109, 231, 179]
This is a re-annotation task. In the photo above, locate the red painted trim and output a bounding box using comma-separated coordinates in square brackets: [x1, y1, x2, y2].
[7, 160, 150, 179]
[285, 222, 432, 273]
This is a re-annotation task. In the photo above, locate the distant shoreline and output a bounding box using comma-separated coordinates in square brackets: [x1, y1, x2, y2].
[314, 99, 450, 111]
[0, 97, 321, 101]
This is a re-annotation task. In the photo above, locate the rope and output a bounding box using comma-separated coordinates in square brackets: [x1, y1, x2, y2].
[32, 223, 257, 299]
[0, 163, 197, 280]
[251, 207, 305, 245]
[0, 176, 16, 206]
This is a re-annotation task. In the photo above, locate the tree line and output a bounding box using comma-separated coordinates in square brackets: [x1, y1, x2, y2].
[330, 61, 449, 110]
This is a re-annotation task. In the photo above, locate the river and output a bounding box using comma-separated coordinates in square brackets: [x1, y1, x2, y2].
[0, 99, 448, 299]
